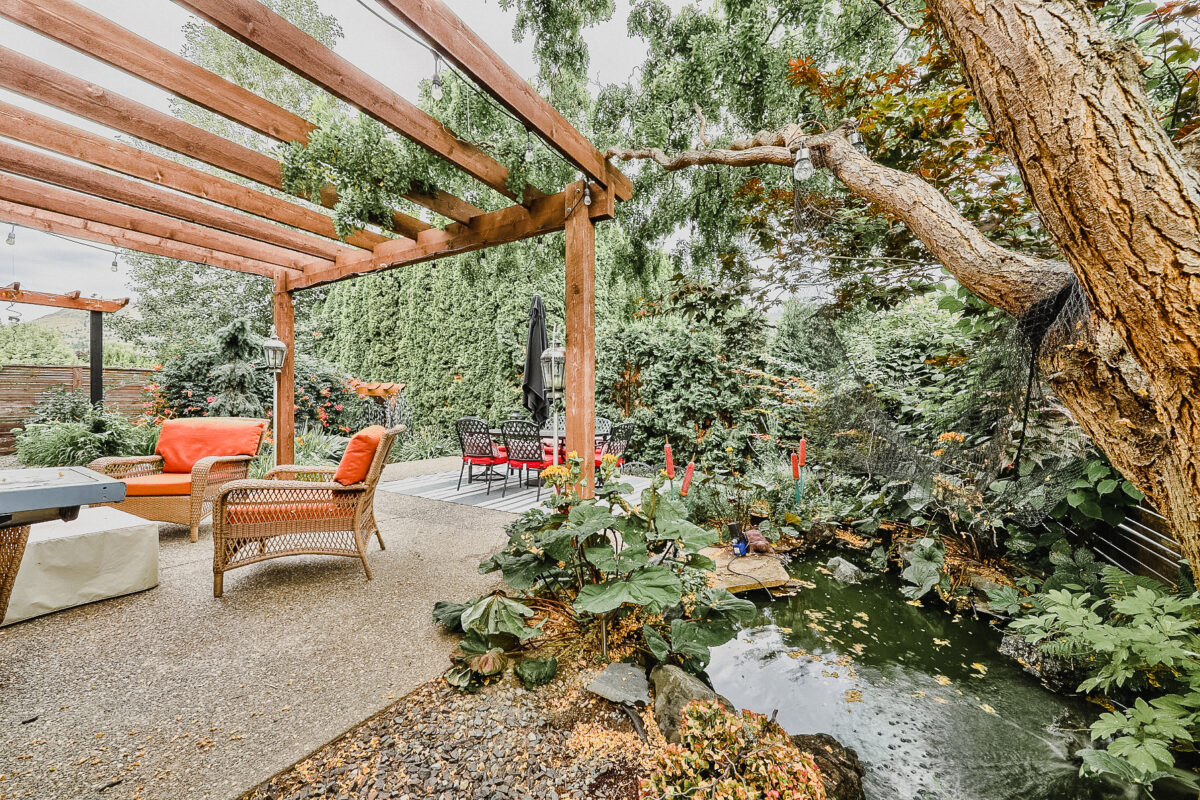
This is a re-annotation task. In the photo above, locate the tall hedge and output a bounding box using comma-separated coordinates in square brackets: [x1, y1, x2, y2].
[315, 228, 644, 434]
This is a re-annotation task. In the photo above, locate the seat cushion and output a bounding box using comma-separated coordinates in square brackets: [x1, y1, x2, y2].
[464, 454, 507, 466]
[334, 425, 385, 486]
[123, 472, 193, 497]
[226, 501, 352, 525]
[156, 418, 265, 473]
[510, 458, 551, 470]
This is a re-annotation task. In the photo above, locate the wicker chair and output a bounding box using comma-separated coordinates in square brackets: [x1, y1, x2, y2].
[499, 420, 551, 500]
[90, 417, 268, 542]
[210, 426, 404, 597]
[455, 416, 507, 494]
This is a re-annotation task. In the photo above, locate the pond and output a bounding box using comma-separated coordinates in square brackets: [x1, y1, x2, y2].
[706, 555, 1190, 800]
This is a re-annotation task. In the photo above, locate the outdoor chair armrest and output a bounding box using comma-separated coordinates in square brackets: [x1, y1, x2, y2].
[213, 478, 367, 524]
[191, 455, 255, 500]
[88, 455, 164, 480]
[264, 465, 337, 482]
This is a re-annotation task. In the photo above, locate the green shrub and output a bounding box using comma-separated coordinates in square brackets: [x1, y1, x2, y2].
[248, 426, 348, 478]
[392, 426, 454, 462]
[641, 700, 826, 800]
[1009, 571, 1200, 786]
[25, 387, 94, 425]
[15, 410, 148, 467]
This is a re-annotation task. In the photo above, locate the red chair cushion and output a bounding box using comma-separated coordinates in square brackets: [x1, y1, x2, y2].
[123, 472, 192, 497]
[465, 454, 507, 466]
[334, 425, 386, 485]
[156, 418, 264, 473]
[510, 458, 551, 470]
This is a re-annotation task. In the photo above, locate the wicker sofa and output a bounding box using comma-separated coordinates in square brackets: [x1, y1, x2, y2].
[89, 417, 267, 542]
[210, 425, 404, 597]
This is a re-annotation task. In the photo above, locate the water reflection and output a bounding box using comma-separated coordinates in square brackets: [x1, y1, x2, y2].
[706, 559, 1164, 800]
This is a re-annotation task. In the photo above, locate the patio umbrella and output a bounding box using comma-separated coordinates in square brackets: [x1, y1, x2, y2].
[522, 294, 551, 425]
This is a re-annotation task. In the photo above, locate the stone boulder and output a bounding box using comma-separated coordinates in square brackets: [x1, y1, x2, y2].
[790, 733, 866, 800]
[827, 556, 865, 585]
[999, 632, 1088, 694]
[650, 665, 730, 743]
[586, 662, 651, 706]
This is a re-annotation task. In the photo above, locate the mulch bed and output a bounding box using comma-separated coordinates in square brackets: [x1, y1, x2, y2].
[240, 669, 658, 800]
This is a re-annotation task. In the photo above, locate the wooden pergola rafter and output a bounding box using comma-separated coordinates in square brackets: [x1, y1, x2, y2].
[0, 0, 630, 494]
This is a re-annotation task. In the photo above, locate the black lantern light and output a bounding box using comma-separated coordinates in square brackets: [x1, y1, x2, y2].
[540, 332, 566, 398]
[261, 325, 288, 372]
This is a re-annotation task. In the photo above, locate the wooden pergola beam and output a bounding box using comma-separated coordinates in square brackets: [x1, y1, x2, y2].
[0, 100, 385, 251]
[0, 172, 332, 273]
[0, 202, 294, 280]
[0, 0, 483, 226]
[376, 0, 633, 202]
[290, 184, 615, 290]
[172, 0, 525, 203]
[0, 46, 427, 240]
[0, 283, 128, 313]
[0, 139, 348, 264]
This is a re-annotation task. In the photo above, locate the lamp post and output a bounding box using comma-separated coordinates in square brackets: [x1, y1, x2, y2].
[260, 325, 288, 465]
[540, 325, 566, 465]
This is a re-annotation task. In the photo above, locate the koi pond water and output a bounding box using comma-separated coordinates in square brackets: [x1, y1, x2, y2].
[707, 556, 1192, 800]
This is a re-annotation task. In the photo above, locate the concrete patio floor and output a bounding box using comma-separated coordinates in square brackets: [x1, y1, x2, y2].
[0, 456, 511, 800]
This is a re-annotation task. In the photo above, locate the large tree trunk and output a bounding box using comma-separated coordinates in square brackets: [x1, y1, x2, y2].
[607, 0, 1200, 574]
[922, 0, 1200, 574]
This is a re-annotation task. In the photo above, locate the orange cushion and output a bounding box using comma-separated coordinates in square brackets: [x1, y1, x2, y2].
[226, 501, 350, 525]
[123, 472, 193, 497]
[333, 426, 385, 486]
[156, 418, 264, 473]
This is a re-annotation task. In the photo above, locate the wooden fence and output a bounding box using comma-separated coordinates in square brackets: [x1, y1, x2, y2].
[0, 364, 154, 455]
[1069, 504, 1184, 586]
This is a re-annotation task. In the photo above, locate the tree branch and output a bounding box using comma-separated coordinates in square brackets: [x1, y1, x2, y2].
[608, 126, 1071, 316]
[869, 0, 920, 34]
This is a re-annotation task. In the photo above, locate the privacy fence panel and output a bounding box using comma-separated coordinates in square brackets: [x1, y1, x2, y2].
[0, 364, 153, 455]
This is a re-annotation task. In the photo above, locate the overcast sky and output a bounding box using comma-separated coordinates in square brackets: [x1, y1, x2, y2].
[0, 0, 656, 321]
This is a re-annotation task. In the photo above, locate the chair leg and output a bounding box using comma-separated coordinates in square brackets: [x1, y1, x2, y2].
[457, 462, 465, 491]
[502, 466, 509, 498]
[356, 530, 374, 580]
[190, 524, 199, 543]
[213, 572, 223, 598]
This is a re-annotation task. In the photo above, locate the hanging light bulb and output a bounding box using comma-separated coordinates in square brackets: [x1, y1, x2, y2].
[793, 146, 814, 181]
[5, 225, 14, 246]
[430, 54, 443, 101]
[583, 185, 592, 207]
[110, 253, 119, 272]
[524, 131, 533, 163]
[849, 130, 867, 155]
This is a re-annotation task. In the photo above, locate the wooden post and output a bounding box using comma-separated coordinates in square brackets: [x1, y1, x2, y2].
[88, 309, 103, 405]
[272, 281, 295, 466]
[564, 181, 596, 498]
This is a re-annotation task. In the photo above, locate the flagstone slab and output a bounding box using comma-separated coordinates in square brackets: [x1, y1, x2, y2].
[702, 546, 791, 593]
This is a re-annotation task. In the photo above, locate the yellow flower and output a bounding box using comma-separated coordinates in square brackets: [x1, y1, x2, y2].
[566, 450, 579, 459]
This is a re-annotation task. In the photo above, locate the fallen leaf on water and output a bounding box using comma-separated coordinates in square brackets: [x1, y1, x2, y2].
[932, 638, 950, 647]
[854, 612, 870, 621]
[980, 704, 997, 715]
[934, 697, 947, 704]
[844, 690, 863, 703]
[906, 600, 923, 607]
[911, 690, 926, 698]
[935, 675, 952, 686]
[970, 662, 988, 675]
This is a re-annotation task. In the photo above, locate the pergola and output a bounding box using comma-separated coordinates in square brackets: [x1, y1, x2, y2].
[0, 0, 633, 495]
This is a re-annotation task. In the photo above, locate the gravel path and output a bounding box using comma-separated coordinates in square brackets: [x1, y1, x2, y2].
[241, 671, 654, 800]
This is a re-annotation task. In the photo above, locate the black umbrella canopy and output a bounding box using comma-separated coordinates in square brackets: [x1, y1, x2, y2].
[523, 295, 551, 425]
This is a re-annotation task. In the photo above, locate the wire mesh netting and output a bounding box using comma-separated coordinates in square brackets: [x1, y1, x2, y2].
[759, 275, 1095, 527]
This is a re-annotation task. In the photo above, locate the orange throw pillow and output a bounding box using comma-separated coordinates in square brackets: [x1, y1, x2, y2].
[156, 418, 265, 473]
[334, 426, 385, 486]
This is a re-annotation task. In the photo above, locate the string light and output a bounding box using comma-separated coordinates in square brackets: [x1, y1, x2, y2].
[525, 130, 533, 162]
[793, 146, 814, 181]
[5, 225, 14, 246]
[583, 185, 592, 206]
[111, 254, 119, 272]
[430, 53, 443, 101]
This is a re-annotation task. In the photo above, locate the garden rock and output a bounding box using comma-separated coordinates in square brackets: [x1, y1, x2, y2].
[999, 632, 1088, 694]
[586, 662, 650, 706]
[650, 665, 718, 743]
[827, 556, 865, 585]
[790, 733, 865, 800]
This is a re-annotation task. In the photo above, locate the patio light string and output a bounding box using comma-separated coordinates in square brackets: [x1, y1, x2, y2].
[4, 222, 121, 273]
